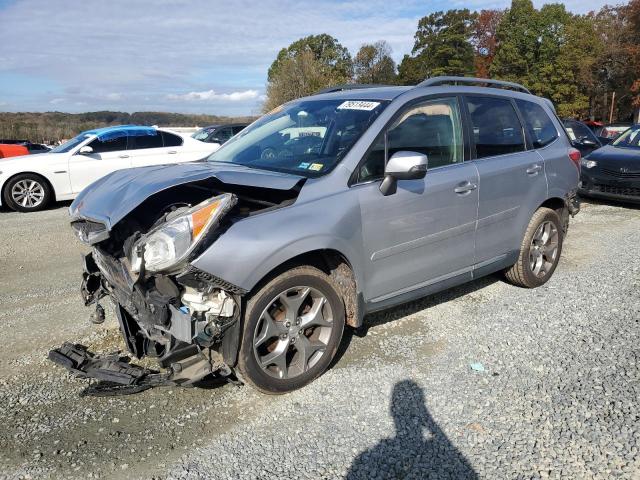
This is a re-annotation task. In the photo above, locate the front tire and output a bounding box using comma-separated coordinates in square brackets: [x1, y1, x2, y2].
[236, 266, 345, 394]
[504, 207, 563, 288]
[3, 173, 52, 212]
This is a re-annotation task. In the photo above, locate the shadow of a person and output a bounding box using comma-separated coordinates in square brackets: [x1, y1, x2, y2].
[346, 380, 477, 479]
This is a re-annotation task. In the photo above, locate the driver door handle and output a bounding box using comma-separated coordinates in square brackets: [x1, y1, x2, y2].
[454, 181, 477, 194]
[168, 150, 177, 154]
[526, 164, 542, 175]
[118, 154, 129, 159]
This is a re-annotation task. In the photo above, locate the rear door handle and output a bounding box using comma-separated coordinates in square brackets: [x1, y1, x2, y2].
[118, 154, 129, 159]
[526, 164, 542, 175]
[168, 150, 177, 154]
[454, 181, 478, 194]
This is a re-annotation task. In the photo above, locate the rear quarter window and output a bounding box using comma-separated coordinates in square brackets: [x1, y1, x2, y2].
[161, 131, 183, 147]
[515, 99, 558, 149]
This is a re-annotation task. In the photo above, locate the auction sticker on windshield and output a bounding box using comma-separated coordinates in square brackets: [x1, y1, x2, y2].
[337, 101, 380, 111]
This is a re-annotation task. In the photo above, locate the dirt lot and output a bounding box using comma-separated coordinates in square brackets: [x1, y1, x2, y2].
[0, 200, 639, 479]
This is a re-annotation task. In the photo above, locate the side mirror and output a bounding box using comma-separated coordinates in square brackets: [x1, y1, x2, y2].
[78, 145, 93, 155]
[380, 151, 428, 196]
[574, 137, 597, 147]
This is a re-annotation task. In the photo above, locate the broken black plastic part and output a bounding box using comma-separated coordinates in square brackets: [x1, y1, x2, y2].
[176, 266, 247, 295]
[80, 381, 153, 397]
[48, 342, 156, 385]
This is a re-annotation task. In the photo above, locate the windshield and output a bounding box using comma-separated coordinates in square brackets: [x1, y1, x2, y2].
[207, 99, 388, 176]
[612, 126, 640, 149]
[50, 133, 92, 153]
[192, 128, 214, 141]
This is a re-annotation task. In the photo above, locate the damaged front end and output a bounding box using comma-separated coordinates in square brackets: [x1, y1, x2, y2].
[50, 171, 301, 395]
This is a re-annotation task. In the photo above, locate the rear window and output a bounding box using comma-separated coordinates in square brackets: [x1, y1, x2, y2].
[516, 99, 558, 148]
[466, 96, 525, 159]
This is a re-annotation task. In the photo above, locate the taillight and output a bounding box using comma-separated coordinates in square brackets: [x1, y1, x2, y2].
[568, 148, 581, 171]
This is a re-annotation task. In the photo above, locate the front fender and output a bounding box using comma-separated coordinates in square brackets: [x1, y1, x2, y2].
[190, 191, 364, 294]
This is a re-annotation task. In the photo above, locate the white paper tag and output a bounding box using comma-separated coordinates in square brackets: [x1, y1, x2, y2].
[337, 100, 380, 111]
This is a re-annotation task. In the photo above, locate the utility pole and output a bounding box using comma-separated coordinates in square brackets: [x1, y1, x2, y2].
[609, 91, 616, 124]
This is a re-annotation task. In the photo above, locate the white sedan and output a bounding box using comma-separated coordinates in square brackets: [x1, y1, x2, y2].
[0, 125, 220, 212]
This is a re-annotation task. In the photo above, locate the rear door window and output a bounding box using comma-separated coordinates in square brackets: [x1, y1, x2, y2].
[128, 132, 163, 150]
[161, 131, 183, 147]
[515, 99, 558, 148]
[465, 96, 525, 159]
[232, 125, 246, 135]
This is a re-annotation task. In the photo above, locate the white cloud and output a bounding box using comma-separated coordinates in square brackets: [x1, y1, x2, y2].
[0, 0, 615, 113]
[167, 89, 260, 102]
[49, 98, 64, 104]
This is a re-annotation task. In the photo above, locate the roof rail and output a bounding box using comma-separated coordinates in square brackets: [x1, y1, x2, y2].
[417, 76, 531, 94]
[315, 84, 394, 95]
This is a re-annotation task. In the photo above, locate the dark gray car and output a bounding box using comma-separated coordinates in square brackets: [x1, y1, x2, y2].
[52, 77, 581, 394]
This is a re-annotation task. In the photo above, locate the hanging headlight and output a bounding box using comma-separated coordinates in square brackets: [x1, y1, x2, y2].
[130, 193, 236, 273]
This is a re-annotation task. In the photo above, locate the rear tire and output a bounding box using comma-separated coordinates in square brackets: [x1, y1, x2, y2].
[236, 266, 345, 394]
[3, 173, 52, 212]
[504, 207, 563, 288]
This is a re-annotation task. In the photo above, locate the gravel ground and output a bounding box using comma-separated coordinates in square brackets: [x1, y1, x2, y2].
[0, 199, 639, 479]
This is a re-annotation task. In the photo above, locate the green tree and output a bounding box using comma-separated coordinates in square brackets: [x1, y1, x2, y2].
[489, 0, 539, 85]
[264, 34, 353, 111]
[263, 50, 331, 112]
[267, 34, 352, 83]
[398, 9, 477, 85]
[353, 41, 397, 84]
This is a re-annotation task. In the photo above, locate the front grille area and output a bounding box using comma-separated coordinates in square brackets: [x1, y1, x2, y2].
[593, 184, 640, 197]
[602, 168, 640, 179]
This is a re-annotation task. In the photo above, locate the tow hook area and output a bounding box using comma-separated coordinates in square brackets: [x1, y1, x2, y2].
[48, 342, 231, 397]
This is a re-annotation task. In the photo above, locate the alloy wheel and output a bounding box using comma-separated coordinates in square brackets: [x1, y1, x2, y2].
[253, 286, 334, 380]
[11, 179, 45, 209]
[529, 220, 559, 278]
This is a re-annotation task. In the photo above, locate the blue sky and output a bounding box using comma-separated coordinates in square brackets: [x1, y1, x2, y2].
[0, 0, 614, 115]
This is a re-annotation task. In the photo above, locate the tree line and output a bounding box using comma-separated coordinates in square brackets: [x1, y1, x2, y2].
[0, 111, 254, 144]
[265, 0, 640, 122]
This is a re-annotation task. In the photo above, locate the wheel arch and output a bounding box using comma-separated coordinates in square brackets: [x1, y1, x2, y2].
[1, 171, 57, 204]
[538, 196, 569, 234]
[247, 248, 362, 329]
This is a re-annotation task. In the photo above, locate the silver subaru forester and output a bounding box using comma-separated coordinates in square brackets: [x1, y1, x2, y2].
[51, 77, 580, 394]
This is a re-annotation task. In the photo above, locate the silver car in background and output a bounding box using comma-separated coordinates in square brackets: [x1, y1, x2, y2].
[51, 77, 580, 394]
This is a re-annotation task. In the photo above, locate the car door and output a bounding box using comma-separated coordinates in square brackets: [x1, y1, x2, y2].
[69, 134, 130, 193]
[465, 95, 548, 267]
[127, 130, 169, 167]
[355, 96, 479, 302]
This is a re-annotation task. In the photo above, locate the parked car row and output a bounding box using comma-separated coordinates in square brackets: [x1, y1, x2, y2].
[579, 124, 640, 204]
[0, 125, 220, 212]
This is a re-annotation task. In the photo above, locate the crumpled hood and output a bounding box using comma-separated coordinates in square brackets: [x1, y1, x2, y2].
[69, 162, 304, 230]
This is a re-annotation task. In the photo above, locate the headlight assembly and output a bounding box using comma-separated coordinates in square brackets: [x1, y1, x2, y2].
[580, 158, 597, 169]
[130, 193, 236, 273]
